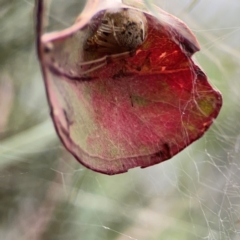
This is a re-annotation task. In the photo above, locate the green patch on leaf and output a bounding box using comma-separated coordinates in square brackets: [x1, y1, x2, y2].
[131, 95, 148, 106]
[198, 98, 214, 116]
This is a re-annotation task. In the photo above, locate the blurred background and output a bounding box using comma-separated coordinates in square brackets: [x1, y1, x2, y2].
[0, 0, 240, 239]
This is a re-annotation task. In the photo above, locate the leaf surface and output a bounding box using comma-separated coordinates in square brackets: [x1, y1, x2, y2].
[37, 5, 222, 175]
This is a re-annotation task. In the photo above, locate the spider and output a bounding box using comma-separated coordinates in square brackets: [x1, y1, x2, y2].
[80, 8, 147, 75]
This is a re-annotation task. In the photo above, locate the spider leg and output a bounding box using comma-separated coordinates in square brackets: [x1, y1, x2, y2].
[90, 21, 124, 49]
[79, 62, 107, 75]
[94, 37, 117, 49]
[110, 19, 125, 47]
[78, 51, 132, 75]
[99, 20, 123, 33]
[98, 24, 113, 33]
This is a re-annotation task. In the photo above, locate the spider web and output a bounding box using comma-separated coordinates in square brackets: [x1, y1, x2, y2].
[0, 0, 239, 239]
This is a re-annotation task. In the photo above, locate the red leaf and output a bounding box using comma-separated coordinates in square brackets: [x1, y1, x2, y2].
[37, 4, 222, 175]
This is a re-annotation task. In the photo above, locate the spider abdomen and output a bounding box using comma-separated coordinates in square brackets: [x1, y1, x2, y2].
[87, 9, 147, 53]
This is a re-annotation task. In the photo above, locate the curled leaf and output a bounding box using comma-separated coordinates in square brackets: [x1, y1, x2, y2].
[37, 1, 222, 175]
